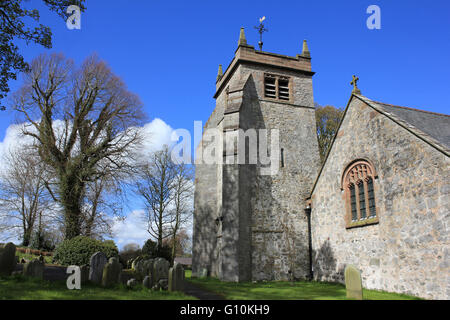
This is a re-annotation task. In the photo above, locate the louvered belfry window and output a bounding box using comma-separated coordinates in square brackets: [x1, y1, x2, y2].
[278, 78, 289, 100]
[264, 74, 290, 101]
[342, 160, 379, 228]
[264, 75, 276, 98]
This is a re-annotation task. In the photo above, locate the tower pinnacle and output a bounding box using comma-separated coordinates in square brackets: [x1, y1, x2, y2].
[238, 27, 247, 46]
[216, 64, 223, 82]
[301, 40, 311, 58]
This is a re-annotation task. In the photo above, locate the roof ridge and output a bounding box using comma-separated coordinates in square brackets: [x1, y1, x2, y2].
[369, 99, 450, 118]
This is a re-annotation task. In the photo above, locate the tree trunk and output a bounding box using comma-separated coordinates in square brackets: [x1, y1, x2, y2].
[60, 173, 84, 240]
[22, 228, 32, 247]
[171, 234, 176, 262]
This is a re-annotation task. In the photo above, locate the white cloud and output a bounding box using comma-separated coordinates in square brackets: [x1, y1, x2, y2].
[139, 118, 178, 158]
[0, 118, 177, 173]
[110, 209, 149, 250]
[0, 123, 34, 174]
[0, 118, 179, 247]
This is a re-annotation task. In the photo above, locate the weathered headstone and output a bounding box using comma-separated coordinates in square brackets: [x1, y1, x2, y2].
[89, 252, 107, 284]
[153, 258, 169, 284]
[127, 258, 134, 269]
[131, 256, 143, 270]
[80, 265, 90, 284]
[23, 259, 44, 279]
[127, 278, 138, 288]
[0, 242, 16, 276]
[158, 278, 168, 290]
[102, 257, 122, 287]
[168, 262, 185, 292]
[143, 275, 152, 289]
[345, 265, 363, 300]
[134, 258, 154, 280]
[143, 259, 154, 277]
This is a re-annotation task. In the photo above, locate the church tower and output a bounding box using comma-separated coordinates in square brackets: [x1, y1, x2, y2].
[193, 28, 320, 281]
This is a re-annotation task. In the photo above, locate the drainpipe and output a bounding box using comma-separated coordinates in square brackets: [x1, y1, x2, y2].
[305, 203, 313, 280]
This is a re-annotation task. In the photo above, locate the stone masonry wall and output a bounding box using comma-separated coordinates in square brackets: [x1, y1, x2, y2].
[192, 85, 226, 277]
[310, 96, 449, 299]
[194, 53, 321, 282]
[239, 63, 320, 281]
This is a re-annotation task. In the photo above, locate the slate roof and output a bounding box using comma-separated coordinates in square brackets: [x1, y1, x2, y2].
[357, 96, 450, 153]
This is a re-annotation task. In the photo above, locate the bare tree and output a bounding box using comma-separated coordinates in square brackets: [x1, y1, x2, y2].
[80, 168, 128, 240]
[163, 228, 191, 258]
[0, 147, 51, 246]
[168, 163, 194, 260]
[12, 53, 146, 239]
[135, 146, 177, 250]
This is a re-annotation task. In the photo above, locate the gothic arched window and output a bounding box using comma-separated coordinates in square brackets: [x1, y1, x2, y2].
[341, 159, 379, 228]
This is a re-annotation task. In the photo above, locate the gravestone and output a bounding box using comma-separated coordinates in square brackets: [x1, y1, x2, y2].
[345, 265, 363, 300]
[153, 258, 169, 283]
[0, 242, 16, 276]
[168, 262, 185, 292]
[89, 252, 107, 284]
[143, 275, 152, 289]
[134, 258, 154, 280]
[127, 278, 138, 288]
[158, 278, 168, 290]
[120, 269, 136, 284]
[131, 256, 143, 270]
[102, 257, 122, 287]
[127, 258, 134, 269]
[143, 259, 154, 278]
[23, 259, 44, 279]
[80, 265, 90, 284]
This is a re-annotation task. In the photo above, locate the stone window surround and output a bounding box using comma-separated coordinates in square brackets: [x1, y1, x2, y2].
[262, 72, 292, 103]
[341, 159, 379, 229]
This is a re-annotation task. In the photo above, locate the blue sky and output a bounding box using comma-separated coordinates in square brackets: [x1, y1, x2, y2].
[1, 0, 449, 248]
[2, 0, 449, 138]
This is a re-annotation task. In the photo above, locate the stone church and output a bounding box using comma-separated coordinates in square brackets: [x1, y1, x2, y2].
[192, 28, 449, 300]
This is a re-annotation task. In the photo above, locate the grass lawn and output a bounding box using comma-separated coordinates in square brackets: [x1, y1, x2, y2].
[0, 274, 197, 300]
[185, 272, 421, 300]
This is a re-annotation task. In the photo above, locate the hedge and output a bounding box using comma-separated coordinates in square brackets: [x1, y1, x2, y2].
[53, 236, 118, 266]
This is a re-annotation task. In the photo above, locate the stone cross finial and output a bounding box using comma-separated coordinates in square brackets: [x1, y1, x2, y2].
[350, 75, 361, 94]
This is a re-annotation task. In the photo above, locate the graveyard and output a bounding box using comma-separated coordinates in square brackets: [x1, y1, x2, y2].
[0, 1, 447, 305]
[0, 241, 421, 300]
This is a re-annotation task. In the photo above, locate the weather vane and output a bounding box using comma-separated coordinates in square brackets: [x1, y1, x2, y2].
[254, 16, 268, 51]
